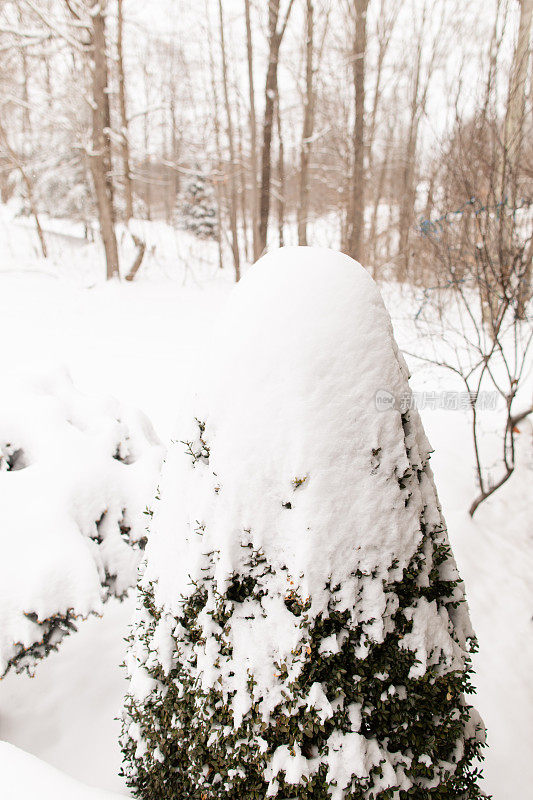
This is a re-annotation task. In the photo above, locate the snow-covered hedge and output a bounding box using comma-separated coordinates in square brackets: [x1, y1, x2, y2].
[0, 368, 164, 677]
[121, 247, 486, 799]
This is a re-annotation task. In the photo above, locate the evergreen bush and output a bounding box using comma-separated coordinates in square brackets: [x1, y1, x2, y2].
[121, 247, 487, 800]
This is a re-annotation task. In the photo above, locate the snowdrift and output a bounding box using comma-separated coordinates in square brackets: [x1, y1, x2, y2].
[0, 741, 126, 800]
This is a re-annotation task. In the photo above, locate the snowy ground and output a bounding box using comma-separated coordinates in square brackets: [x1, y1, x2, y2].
[0, 207, 531, 798]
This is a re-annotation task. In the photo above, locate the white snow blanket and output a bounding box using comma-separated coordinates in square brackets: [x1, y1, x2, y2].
[0, 368, 164, 677]
[146, 246, 470, 631]
[0, 741, 125, 800]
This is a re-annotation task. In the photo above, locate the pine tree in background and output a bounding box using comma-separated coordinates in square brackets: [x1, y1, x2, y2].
[120, 248, 487, 800]
[177, 170, 218, 240]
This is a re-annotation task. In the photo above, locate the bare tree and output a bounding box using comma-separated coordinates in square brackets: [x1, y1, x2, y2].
[28, 0, 122, 277]
[408, 109, 532, 515]
[297, 0, 315, 246]
[88, 0, 119, 278]
[116, 0, 147, 282]
[365, 0, 399, 266]
[48, 0, 121, 277]
[164, 41, 184, 215]
[502, 0, 532, 190]
[346, 0, 369, 263]
[368, 116, 394, 271]
[0, 118, 47, 258]
[258, 0, 295, 254]
[141, 53, 152, 221]
[117, 0, 133, 222]
[503, 0, 533, 316]
[1, 0, 520, 296]
[366, 0, 399, 179]
[236, 98, 250, 261]
[244, 0, 260, 261]
[17, 5, 31, 135]
[217, 0, 240, 281]
[275, 88, 285, 246]
[397, 0, 443, 281]
[206, 1, 225, 273]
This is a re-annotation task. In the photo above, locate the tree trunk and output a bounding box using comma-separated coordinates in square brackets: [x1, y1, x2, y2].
[297, 0, 314, 246]
[218, 0, 241, 281]
[505, 0, 533, 317]
[366, 0, 398, 259]
[244, 0, 260, 261]
[397, 0, 437, 281]
[347, 0, 369, 264]
[258, 0, 295, 253]
[397, 114, 420, 280]
[169, 89, 181, 211]
[503, 0, 532, 191]
[89, 0, 120, 279]
[368, 122, 393, 273]
[259, 7, 280, 254]
[237, 105, 250, 262]
[117, 0, 134, 222]
[143, 60, 152, 221]
[18, 7, 31, 136]
[206, 4, 225, 272]
[276, 93, 285, 247]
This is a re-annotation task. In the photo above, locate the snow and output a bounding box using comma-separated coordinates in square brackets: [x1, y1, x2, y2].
[0, 596, 133, 794]
[0, 367, 164, 676]
[0, 741, 125, 800]
[0, 218, 531, 798]
[146, 247, 428, 605]
[400, 596, 466, 679]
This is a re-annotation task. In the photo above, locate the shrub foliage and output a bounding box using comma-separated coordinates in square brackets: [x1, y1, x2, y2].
[120, 410, 486, 800]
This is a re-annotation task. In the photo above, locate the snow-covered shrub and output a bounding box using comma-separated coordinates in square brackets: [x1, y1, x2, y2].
[176, 171, 217, 240]
[0, 368, 164, 677]
[120, 247, 486, 799]
[37, 164, 94, 225]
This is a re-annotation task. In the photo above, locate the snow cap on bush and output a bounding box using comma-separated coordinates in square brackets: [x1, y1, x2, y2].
[121, 247, 486, 800]
[0, 368, 164, 677]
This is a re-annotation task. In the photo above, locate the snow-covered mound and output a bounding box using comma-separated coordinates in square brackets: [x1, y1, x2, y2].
[0, 368, 164, 677]
[0, 741, 125, 800]
[122, 247, 484, 799]
[143, 246, 461, 621]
